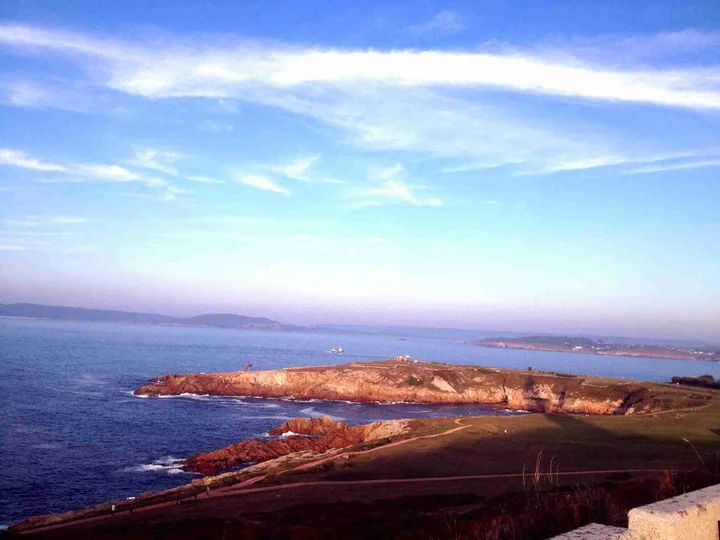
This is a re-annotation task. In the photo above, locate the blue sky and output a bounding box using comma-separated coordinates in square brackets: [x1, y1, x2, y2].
[1, 0, 719, 340]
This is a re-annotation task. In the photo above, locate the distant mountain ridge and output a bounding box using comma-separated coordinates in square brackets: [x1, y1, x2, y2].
[0, 303, 300, 331]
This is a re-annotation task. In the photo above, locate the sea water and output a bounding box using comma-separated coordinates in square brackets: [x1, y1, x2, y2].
[2, 317, 719, 525]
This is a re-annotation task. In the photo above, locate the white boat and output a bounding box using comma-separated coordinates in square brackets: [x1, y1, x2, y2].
[329, 347, 344, 354]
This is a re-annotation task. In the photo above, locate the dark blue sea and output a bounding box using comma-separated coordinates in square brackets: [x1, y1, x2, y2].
[2, 318, 720, 526]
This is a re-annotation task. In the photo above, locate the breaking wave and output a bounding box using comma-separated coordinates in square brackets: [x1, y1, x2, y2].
[123, 456, 190, 475]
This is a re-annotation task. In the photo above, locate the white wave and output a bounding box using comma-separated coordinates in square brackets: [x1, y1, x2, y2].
[75, 373, 108, 386]
[280, 431, 300, 437]
[127, 390, 281, 409]
[299, 407, 345, 421]
[31, 443, 63, 450]
[173, 392, 213, 399]
[123, 456, 190, 475]
[239, 415, 296, 421]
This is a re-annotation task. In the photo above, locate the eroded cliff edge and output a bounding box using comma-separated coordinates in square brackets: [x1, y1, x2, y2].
[185, 416, 412, 474]
[135, 359, 696, 415]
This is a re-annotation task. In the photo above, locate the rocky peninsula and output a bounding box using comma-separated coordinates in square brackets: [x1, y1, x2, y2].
[185, 416, 412, 474]
[134, 359, 695, 415]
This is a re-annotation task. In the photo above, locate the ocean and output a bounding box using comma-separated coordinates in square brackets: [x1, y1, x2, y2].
[2, 317, 719, 526]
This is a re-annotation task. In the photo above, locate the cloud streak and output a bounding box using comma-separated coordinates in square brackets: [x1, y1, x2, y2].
[236, 174, 290, 195]
[0, 147, 198, 201]
[348, 164, 442, 208]
[0, 148, 66, 172]
[1, 24, 719, 176]
[267, 155, 319, 181]
[625, 158, 720, 174]
[2, 215, 87, 227]
[410, 11, 465, 36]
[1, 24, 719, 109]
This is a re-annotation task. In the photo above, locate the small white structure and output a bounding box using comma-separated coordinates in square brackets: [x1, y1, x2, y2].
[553, 483, 720, 539]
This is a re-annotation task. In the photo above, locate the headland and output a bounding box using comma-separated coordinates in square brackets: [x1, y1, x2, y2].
[471, 335, 720, 362]
[134, 359, 703, 415]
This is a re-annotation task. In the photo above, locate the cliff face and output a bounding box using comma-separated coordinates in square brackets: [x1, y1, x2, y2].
[134, 360, 684, 416]
[184, 416, 410, 475]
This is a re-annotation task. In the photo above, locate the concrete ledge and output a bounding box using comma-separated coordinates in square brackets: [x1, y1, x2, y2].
[551, 523, 632, 539]
[628, 483, 720, 540]
[555, 483, 720, 539]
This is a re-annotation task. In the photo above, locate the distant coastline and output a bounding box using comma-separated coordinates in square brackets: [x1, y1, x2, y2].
[471, 335, 720, 363]
[0, 303, 307, 332]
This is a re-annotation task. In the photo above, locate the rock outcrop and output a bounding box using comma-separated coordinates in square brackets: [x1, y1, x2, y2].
[184, 416, 410, 475]
[135, 359, 691, 416]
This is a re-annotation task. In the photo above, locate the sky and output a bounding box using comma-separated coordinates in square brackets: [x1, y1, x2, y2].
[0, 0, 719, 340]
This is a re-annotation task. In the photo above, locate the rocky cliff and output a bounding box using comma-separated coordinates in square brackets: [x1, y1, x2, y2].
[184, 416, 411, 474]
[135, 359, 688, 416]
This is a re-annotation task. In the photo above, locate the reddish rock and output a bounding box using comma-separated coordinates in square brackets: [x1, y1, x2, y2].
[184, 416, 410, 475]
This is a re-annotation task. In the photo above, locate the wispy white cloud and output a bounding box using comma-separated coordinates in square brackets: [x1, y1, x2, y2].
[199, 120, 234, 132]
[524, 149, 720, 175]
[121, 184, 192, 203]
[236, 174, 290, 195]
[410, 11, 465, 36]
[0, 148, 66, 172]
[267, 155, 319, 181]
[2, 24, 719, 176]
[130, 148, 180, 176]
[2, 215, 87, 227]
[625, 158, 720, 174]
[534, 29, 720, 67]
[185, 174, 224, 184]
[349, 164, 442, 208]
[78, 163, 140, 182]
[0, 77, 101, 112]
[64, 244, 96, 254]
[0, 244, 29, 251]
[367, 237, 386, 243]
[1, 147, 195, 201]
[2, 24, 718, 109]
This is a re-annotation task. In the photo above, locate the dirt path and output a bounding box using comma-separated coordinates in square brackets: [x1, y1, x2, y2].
[222, 468, 679, 495]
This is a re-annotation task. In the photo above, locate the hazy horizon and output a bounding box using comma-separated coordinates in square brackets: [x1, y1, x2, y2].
[1, 1, 719, 342]
[3, 299, 720, 346]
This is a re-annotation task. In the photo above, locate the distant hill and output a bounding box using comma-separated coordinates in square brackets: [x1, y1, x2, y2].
[0, 303, 300, 331]
[0, 303, 177, 325]
[179, 313, 278, 328]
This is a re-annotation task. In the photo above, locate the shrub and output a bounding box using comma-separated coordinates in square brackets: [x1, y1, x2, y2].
[671, 375, 720, 390]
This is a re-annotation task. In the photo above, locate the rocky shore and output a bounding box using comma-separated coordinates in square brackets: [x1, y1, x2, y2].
[135, 359, 689, 415]
[185, 416, 411, 474]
